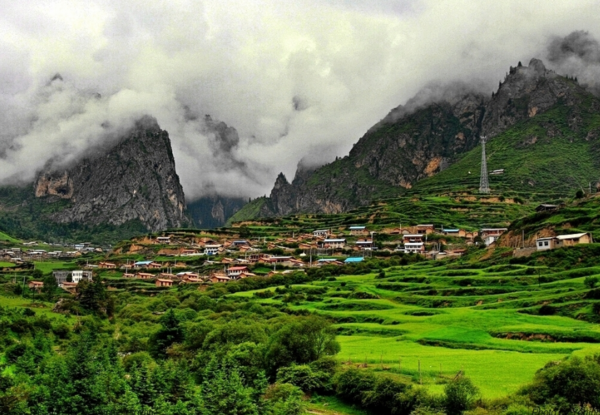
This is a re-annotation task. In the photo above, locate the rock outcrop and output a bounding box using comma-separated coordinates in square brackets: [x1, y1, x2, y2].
[34, 116, 190, 232]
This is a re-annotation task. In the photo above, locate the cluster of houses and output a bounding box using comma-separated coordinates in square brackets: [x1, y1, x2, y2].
[28, 270, 94, 293]
[0, 245, 104, 263]
[1, 247, 78, 263]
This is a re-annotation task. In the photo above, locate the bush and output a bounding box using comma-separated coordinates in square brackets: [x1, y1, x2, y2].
[539, 305, 556, 316]
[266, 316, 340, 376]
[585, 276, 599, 289]
[276, 364, 331, 393]
[264, 383, 306, 415]
[335, 369, 375, 405]
[523, 356, 600, 410]
[444, 376, 479, 415]
[334, 368, 427, 414]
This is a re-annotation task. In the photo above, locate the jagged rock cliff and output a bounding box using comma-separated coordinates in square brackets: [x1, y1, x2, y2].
[34, 116, 190, 232]
[249, 58, 593, 218]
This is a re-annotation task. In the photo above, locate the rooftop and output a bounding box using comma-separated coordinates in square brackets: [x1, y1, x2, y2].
[344, 257, 364, 263]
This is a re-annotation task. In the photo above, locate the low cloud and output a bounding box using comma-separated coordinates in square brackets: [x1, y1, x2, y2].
[546, 30, 600, 95]
[0, 0, 599, 200]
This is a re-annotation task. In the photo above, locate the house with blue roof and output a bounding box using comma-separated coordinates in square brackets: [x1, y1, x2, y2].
[441, 228, 465, 237]
[344, 257, 364, 263]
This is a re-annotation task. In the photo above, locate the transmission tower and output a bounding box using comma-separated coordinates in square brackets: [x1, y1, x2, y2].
[479, 135, 490, 194]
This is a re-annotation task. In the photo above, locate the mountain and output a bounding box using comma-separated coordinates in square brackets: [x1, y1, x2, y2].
[230, 58, 600, 222]
[0, 116, 190, 243]
[187, 195, 246, 228]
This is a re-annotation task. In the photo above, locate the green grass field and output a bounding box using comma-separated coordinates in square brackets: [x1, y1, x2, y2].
[33, 261, 77, 273]
[234, 257, 600, 398]
[0, 231, 19, 243]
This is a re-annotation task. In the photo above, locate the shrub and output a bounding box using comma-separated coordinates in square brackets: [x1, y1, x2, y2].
[444, 376, 479, 415]
[276, 364, 331, 393]
[539, 305, 556, 316]
[335, 369, 375, 405]
[334, 368, 428, 414]
[585, 276, 599, 289]
[264, 383, 306, 415]
[523, 356, 600, 410]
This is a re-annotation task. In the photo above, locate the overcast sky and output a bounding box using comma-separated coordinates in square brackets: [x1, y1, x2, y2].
[1, 0, 599, 200]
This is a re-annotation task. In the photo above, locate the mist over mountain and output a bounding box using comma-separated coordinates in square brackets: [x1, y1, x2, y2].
[1, 1, 599, 204]
[2, 0, 600, 231]
[230, 56, 600, 221]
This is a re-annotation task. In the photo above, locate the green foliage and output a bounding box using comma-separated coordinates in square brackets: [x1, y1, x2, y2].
[585, 275, 599, 289]
[276, 363, 331, 393]
[522, 355, 600, 410]
[266, 315, 340, 376]
[149, 309, 185, 359]
[444, 376, 479, 415]
[76, 276, 112, 315]
[42, 274, 58, 301]
[201, 357, 266, 415]
[335, 368, 427, 415]
[263, 383, 306, 415]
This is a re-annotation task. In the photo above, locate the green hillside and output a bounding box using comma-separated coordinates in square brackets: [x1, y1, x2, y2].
[415, 97, 600, 196]
[505, 194, 600, 242]
[229, 243, 600, 400]
[226, 197, 269, 226]
[0, 185, 148, 245]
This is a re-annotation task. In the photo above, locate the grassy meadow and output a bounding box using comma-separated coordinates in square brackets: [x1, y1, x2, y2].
[231, 254, 600, 398]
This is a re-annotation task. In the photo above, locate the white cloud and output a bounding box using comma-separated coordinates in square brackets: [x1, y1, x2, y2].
[0, 0, 599, 199]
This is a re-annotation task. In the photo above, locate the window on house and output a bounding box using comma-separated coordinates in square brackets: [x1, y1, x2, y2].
[544, 241, 549, 246]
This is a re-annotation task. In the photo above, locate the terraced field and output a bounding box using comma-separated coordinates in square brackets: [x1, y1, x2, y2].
[232, 257, 600, 398]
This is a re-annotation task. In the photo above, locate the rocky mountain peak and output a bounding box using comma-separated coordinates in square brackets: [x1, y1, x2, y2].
[34, 116, 190, 232]
[237, 57, 594, 220]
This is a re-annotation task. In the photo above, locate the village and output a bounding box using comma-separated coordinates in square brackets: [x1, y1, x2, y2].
[11, 213, 593, 292]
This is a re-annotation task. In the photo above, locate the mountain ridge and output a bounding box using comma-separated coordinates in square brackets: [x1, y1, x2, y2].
[230, 58, 600, 223]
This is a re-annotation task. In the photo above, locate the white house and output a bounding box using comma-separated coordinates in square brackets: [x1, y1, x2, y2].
[537, 233, 592, 251]
[322, 239, 346, 249]
[204, 244, 222, 255]
[355, 240, 374, 250]
[536, 237, 556, 251]
[403, 242, 425, 254]
[480, 228, 508, 246]
[348, 226, 368, 236]
[227, 266, 249, 279]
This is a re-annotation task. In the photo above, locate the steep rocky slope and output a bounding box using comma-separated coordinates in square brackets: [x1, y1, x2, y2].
[0, 116, 190, 242]
[232, 58, 599, 221]
[34, 116, 189, 232]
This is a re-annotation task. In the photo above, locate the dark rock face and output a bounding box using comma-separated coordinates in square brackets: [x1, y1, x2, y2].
[482, 59, 574, 137]
[256, 58, 589, 217]
[34, 116, 190, 232]
[187, 195, 246, 228]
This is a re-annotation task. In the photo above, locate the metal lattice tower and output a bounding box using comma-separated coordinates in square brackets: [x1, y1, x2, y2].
[479, 135, 490, 194]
